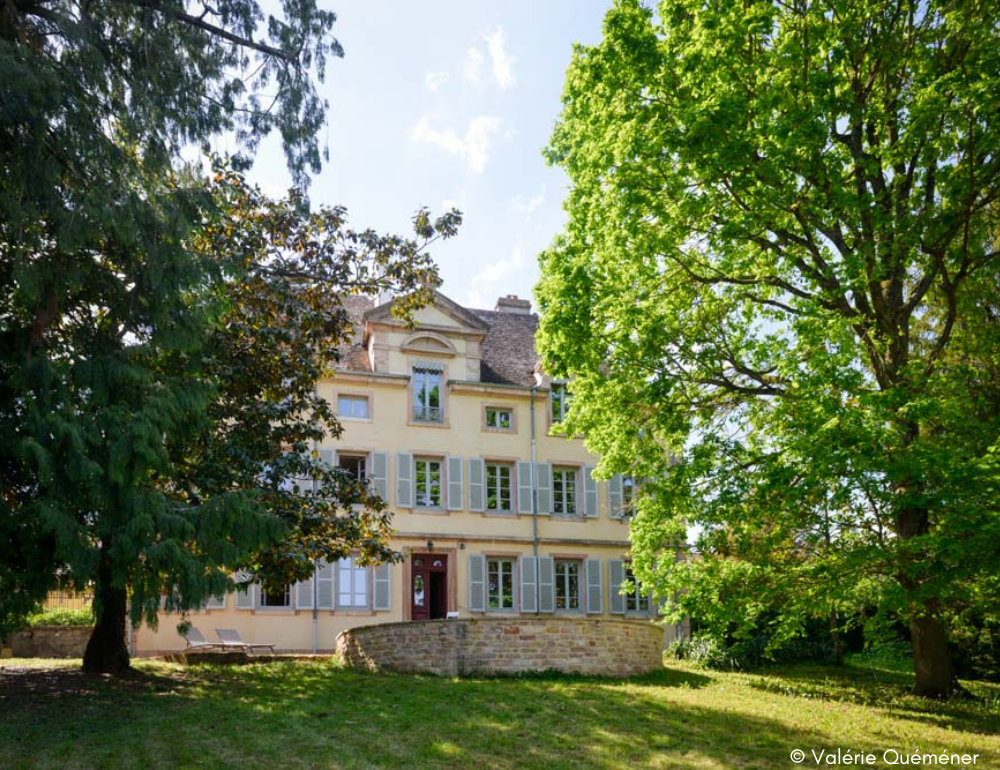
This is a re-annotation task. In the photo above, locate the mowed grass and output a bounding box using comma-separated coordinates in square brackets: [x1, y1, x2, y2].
[1, 657, 998, 769]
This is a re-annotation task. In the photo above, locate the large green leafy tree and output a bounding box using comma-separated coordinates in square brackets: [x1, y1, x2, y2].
[0, 2, 457, 672]
[537, 0, 1000, 697]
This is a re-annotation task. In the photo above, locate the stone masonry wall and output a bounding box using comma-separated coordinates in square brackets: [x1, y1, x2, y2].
[5, 626, 93, 658]
[337, 618, 664, 677]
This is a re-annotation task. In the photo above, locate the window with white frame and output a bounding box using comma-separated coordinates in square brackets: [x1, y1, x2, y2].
[552, 466, 578, 515]
[338, 394, 370, 419]
[414, 457, 442, 508]
[550, 382, 571, 424]
[338, 454, 367, 483]
[412, 366, 443, 422]
[624, 565, 651, 613]
[337, 557, 368, 608]
[485, 462, 513, 513]
[487, 558, 515, 611]
[554, 560, 581, 611]
[485, 406, 513, 431]
[259, 584, 291, 608]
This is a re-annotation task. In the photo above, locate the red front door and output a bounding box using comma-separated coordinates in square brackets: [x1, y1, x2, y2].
[411, 554, 448, 621]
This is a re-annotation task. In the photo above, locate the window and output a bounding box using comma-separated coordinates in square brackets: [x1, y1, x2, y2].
[622, 474, 636, 516]
[260, 585, 291, 608]
[624, 566, 651, 613]
[485, 463, 513, 513]
[552, 466, 578, 515]
[485, 407, 513, 431]
[337, 557, 368, 608]
[414, 457, 442, 508]
[550, 382, 571, 424]
[487, 558, 515, 610]
[338, 454, 367, 483]
[555, 560, 581, 611]
[337, 394, 370, 419]
[412, 366, 443, 422]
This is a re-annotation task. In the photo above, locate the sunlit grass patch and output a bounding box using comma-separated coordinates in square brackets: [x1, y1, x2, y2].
[1, 657, 997, 769]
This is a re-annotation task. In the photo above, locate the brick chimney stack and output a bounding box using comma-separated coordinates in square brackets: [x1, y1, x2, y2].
[495, 294, 532, 315]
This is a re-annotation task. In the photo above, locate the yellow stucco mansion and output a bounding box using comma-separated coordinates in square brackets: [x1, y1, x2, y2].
[135, 290, 669, 655]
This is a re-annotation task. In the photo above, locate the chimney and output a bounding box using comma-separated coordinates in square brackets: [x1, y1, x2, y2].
[495, 294, 531, 315]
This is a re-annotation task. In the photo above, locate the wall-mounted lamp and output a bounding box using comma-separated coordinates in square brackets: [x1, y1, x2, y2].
[459, 542, 466, 550]
[426, 539, 434, 552]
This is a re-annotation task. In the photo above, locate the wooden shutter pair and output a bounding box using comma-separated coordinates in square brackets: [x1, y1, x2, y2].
[519, 556, 554, 613]
[294, 562, 335, 610]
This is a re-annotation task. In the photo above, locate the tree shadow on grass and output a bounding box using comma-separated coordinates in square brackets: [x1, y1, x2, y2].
[0, 661, 899, 769]
[743, 662, 1000, 736]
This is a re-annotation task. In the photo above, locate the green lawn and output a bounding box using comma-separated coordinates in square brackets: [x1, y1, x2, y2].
[1, 657, 997, 769]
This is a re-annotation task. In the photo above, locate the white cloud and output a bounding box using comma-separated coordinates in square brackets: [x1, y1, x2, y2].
[424, 71, 449, 92]
[483, 27, 515, 90]
[463, 47, 484, 87]
[465, 246, 527, 309]
[510, 189, 545, 218]
[411, 115, 502, 174]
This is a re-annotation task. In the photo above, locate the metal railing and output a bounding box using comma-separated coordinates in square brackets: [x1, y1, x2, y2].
[413, 405, 443, 422]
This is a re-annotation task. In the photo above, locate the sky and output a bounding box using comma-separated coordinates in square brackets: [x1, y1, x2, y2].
[242, 0, 612, 312]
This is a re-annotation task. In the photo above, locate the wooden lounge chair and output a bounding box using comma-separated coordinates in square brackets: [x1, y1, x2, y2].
[215, 628, 276, 655]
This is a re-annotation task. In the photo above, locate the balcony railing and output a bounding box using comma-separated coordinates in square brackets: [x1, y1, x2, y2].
[413, 405, 443, 423]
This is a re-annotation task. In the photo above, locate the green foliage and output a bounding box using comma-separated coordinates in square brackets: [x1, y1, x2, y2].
[538, 0, 1000, 698]
[0, 3, 461, 670]
[668, 633, 835, 671]
[26, 607, 95, 628]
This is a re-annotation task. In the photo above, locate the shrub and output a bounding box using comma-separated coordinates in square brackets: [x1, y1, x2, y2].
[667, 633, 835, 671]
[26, 607, 95, 627]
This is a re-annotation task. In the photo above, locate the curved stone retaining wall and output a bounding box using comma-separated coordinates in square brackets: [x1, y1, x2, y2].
[337, 618, 664, 677]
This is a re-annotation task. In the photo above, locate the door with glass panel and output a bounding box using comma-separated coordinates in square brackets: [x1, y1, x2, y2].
[410, 554, 448, 621]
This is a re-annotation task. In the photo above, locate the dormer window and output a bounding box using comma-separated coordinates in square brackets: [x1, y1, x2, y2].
[412, 365, 443, 423]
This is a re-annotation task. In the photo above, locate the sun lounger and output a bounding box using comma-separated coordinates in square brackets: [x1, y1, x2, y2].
[215, 628, 276, 655]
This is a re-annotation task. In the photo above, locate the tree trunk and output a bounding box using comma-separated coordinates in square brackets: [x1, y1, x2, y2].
[910, 611, 958, 698]
[896, 500, 959, 698]
[82, 552, 130, 675]
[829, 609, 844, 667]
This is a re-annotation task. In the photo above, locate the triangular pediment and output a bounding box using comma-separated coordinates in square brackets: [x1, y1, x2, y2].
[363, 290, 488, 333]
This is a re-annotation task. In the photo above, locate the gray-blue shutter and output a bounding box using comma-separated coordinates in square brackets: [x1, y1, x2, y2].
[517, 461, 533, 514]
[586, 559, 603, 614]
[447, 456, 464, 510]
[608, 474, 623, 518]
[371, 451, 389, 499]
[538, 556, 555, 613]
[316, 561, 335, 610]
[609, 559, 625, 615]
[318, 448, 334, 467]
[396, 452, 413, 507]
[204, 593, 226, 610]
[373, 563, 391, 611]
[468, 554, 486, 612]
[295, 576, 314, 610]
[520, 556, 537, 613]
[468, 458, 485, 512]
[235, 571, 255, 610]
[536, 462, 552, 515]
[583, 466, 598, 518]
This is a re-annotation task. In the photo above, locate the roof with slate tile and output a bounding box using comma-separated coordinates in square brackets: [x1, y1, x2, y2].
[333, 292, 539, 387]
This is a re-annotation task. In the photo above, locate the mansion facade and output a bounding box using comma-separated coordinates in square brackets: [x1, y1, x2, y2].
[135, 290, 675, 654]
